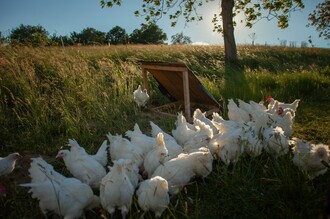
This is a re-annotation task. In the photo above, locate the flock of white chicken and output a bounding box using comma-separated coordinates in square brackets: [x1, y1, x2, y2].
[1, 89, 330, 219]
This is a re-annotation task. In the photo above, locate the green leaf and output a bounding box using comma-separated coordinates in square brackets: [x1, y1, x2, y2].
[246, 22, 252, 28]
[154, 0, 161, 6]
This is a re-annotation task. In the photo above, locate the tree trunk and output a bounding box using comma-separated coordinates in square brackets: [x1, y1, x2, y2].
[221, 0, 238, 62]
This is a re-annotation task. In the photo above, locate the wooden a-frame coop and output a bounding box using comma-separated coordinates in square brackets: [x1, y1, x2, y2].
[140, 61, 220, 120]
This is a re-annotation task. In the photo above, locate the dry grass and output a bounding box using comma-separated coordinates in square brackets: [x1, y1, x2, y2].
[0, 44, 329, 218]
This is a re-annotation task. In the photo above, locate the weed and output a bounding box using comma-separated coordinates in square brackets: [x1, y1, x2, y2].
[0, 45, 329, 218]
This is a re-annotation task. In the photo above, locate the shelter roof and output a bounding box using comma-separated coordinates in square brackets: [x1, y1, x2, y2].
[140, 61, 219, 108]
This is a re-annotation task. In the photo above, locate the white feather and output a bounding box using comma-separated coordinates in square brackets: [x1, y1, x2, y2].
[133, 85, 149, 108]
[125, 123, 154, 156]
[136, 176, 170, 218]
[20, 157, 100, 219]
[152, 148, 213, 195]
[144, 133, 170, 177]
[67, 139, 109, 167]
[100, 160, 135, 218]
[106, 133, 144, 168]
[56, 149, 106, 189]
[150, 121, 182, 158]
[0, 152, 21, 176]
[172, 112, 198, 146]
[292, 138, 330, 179]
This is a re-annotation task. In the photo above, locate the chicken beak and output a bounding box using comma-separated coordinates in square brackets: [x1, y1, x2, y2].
[153, 185, 158, 197]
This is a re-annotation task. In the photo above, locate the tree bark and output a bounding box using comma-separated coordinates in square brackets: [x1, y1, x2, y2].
[221, 0, 238, 62]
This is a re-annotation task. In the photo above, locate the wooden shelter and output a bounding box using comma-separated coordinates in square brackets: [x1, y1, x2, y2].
[140, 61, 220, 120]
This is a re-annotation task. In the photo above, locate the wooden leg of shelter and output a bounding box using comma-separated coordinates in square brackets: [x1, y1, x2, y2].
[142, 69, 148, 91]
[182, 70, 191, 121]
[142, 68, 151, 106]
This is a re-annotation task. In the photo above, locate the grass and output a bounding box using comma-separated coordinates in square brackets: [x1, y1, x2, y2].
[0, 44, 329, 218]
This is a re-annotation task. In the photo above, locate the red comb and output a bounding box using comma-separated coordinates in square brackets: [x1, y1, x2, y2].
[266, 96, 273, 103]
[0, 185, 6, 195]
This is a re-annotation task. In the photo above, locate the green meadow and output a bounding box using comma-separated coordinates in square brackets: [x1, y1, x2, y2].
[0, 45, 329, 218]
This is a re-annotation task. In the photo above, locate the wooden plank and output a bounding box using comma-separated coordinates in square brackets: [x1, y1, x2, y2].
[152, 101, 181, 111]
[151, 109, 177, 118]
[182, 70, 191, 119]
[151, 70, 184, 101]
[140, 61, 187, 68]
[141, 64, 187, 72]
[141, 68, 150, 106]
[142, 68, 148, 91]
[139, 61, 220, 120]
[149, 68, 218, 107]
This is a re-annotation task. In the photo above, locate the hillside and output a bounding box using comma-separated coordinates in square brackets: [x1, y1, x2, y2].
[0, 45, 330, 218]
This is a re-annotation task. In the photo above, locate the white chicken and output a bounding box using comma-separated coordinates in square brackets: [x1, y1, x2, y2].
[20, 157, 100, 219]
[212, 114, 263, 157]
[150, 121, 182, 159]
[152, 148, 213, 195]
[100, 159, 135, 219]
[292, 138, 330, 179]
[143, 133, 170, 177]
[182, 119, 213, 154]
[212, 112, 241, 132]
[151, 154, 194, 195]
[211, 122, 245, 165]
[125, 123, 155, 156]
[68, 138, 109, 167]
[117, 159, 140, 189]
[266, 96, 300, 114]
[241, 123, 264, 157]
[279, 99, 300, 112]
[271, 110, 294, 137]
[249, 100, 267, 112]
[262, 126, 289, 157]
[106, 133, 144, 168]
[270, 101, 296, 119]
[133, 85, 149, 108]
[56, 149, 106, 189]
[136, 176, 170, 218]
[227, 99, 250, 122]
[189, 147, 214, 179]
[237, 99, 267, 122]
[150, 121, 176, 141]
[172, 112, 198, 146]
[0, 152, 21, 200]
[193, 108, 218, 134]
[250, 104, 294, 138]
[0, 152, 21, 176]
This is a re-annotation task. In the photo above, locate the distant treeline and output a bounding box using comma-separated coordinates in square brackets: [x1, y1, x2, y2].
[0, 23, 191, 47]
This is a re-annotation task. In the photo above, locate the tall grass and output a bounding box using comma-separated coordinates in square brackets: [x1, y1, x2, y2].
[0, 45, 329, 218]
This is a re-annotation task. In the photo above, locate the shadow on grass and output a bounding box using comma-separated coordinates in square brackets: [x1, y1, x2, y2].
[222, 63, 253, 102]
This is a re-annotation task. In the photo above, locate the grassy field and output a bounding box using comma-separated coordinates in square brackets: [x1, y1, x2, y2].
[0, 44, 330, 218]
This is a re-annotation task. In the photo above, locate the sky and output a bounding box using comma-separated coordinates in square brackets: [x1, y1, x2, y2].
[0, 0, 329, 48]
